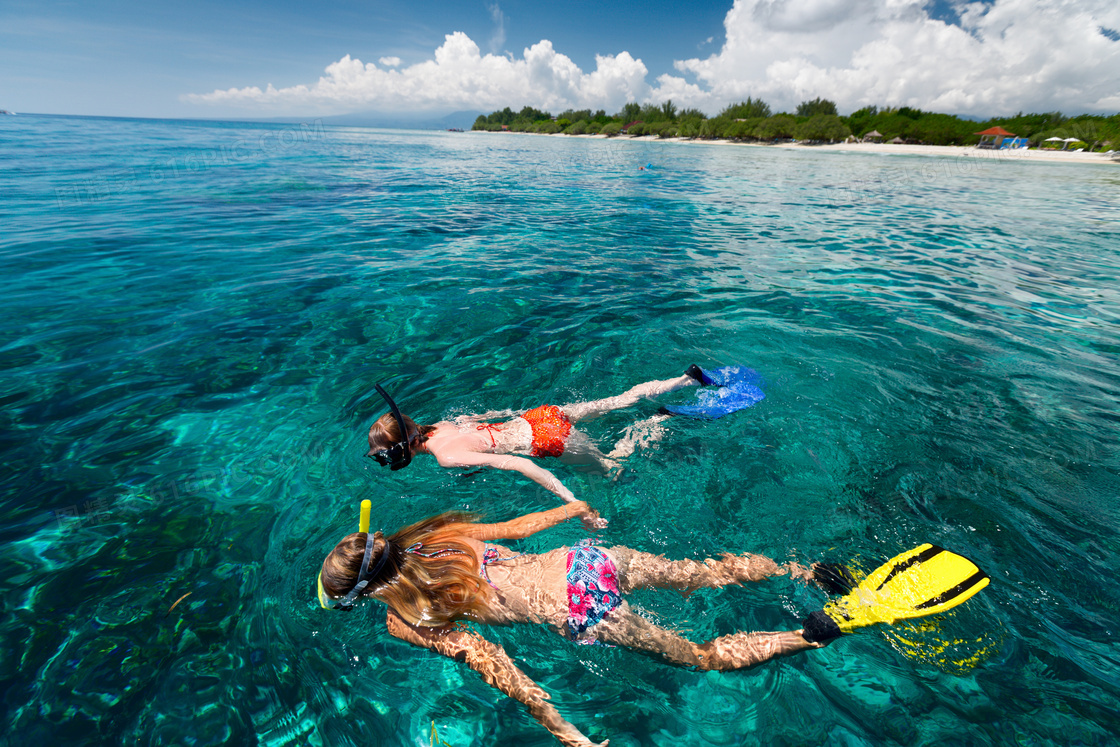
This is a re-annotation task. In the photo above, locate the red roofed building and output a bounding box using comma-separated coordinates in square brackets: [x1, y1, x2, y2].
[976, 126, 1016, 149]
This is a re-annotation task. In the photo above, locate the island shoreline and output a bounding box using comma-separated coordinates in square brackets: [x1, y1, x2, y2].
[472, 130, 1119, 167]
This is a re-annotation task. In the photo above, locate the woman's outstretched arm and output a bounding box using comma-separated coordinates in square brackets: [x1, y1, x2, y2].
[385, 611, 607, 747]
[460, 501, 603, 540]
[437, 450, 578, 503]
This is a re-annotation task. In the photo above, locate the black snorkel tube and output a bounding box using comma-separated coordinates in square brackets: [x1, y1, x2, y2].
[369, 383, 413, 471]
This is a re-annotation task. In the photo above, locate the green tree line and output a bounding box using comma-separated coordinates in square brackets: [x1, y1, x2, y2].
[472, 99, 1120, 150]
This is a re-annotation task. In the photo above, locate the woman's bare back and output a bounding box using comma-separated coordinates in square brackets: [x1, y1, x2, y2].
[423, 418, 535, 466]
[459, 536, 570, 628]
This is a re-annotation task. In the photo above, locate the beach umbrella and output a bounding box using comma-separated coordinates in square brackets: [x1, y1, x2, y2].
[975, 126, 1016, 137]
[1044, 137, 1063, 142]
[1062, 137, 1080, 142]
[974, 126, 1015, 149]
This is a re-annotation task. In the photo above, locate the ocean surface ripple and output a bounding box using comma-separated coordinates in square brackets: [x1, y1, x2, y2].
[2, 115, 1119, 745]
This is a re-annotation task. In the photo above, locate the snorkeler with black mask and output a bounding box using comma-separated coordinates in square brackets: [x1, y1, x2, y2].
[366, 370, 708, 507]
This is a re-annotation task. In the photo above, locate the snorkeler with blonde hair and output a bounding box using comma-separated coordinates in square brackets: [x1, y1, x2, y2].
[317, 500, 989, 747]
[366, 367, 712, 504]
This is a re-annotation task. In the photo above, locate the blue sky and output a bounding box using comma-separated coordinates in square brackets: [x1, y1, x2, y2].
[2, 0, 1118, 119]
[0, 0, 728, 117]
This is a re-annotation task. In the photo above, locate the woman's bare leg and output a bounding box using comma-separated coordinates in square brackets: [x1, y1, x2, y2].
[609, 547, 812, 594]
[561, 375, 697, 423]
[698, 629, 821, 670]
[591, 603, 704, 666]
[560, 430, 621, 472]
[590, 604, 821, 671]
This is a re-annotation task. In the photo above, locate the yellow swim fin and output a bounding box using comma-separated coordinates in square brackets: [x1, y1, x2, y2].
[803, 544, 989, 643]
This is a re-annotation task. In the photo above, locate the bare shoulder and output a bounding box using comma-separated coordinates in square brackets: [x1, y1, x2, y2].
[423, 428, 478, 464]
[460, 535, 488, 556]
[431, 445, 491, 468]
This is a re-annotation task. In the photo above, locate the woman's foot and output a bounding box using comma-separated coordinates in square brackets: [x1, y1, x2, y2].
[784, 562, 815, 582]
[606, 414, 672, 460]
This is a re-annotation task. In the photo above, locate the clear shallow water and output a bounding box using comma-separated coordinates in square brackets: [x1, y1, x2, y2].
[2, 114, 1120, 745]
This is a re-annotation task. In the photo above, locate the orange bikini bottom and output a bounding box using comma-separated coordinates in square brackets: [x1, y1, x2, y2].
[521, 405, 572, 458]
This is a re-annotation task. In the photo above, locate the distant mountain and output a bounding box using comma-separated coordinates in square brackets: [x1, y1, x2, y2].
[433, 111, 485, 129]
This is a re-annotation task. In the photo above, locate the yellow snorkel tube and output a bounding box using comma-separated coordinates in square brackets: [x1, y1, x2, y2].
[317, 499, 372, 609]
[358, 499, 372, 534]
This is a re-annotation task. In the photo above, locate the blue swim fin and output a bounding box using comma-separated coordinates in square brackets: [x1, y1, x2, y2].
[662, 365, 765, 419]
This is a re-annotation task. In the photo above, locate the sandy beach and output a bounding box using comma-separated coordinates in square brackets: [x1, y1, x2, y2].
[759, 139, 1117, 165]
[496, 131, 1120, 166]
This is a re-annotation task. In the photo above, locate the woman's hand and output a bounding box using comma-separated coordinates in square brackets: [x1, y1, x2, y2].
[567, 500, 608, 531]
[581, 507, 608, 531]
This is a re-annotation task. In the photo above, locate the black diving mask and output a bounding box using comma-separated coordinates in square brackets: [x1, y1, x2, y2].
[369, 383, 413, 471]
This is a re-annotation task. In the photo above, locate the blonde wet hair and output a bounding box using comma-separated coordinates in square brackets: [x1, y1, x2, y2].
[319, 512, 491, 626]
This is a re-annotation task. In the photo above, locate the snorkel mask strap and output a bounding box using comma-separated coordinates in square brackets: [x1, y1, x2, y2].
[372, 382, 414, 471]
[318, 499, 391, 611]
[334, 532, 387, 609]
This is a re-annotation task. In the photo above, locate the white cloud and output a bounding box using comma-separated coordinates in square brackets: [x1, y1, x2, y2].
[185, 32, 649, 114]
[671, 0, 1120, 114]
[185, 1, 1120, 116]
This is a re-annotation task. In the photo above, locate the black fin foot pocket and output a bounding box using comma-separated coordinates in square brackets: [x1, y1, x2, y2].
[684, 364, 709, 385]
[813, 563, 857, 595]
[802, 610, 843, 644]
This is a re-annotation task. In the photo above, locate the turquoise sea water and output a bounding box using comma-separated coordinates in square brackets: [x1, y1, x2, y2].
[2, 114, 1119, 745]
